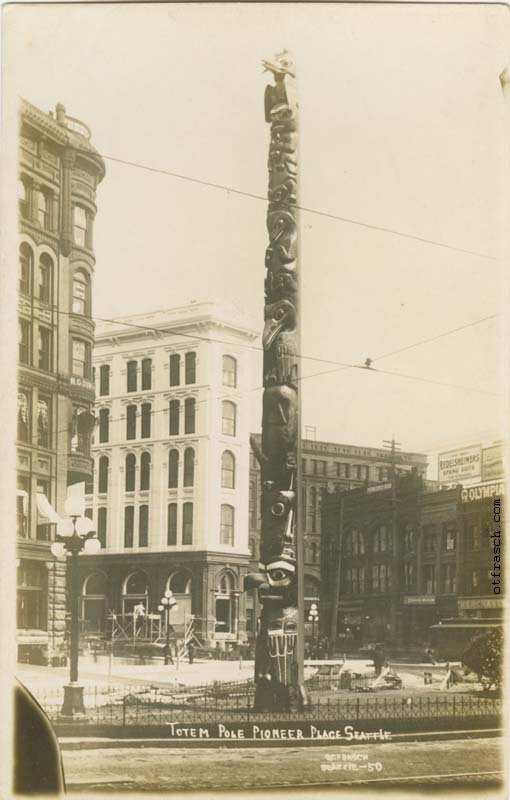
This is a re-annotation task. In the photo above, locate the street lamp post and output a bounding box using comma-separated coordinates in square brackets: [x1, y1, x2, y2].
[158, 590, 177, 665]
[50, 495, 101, 719]
[308, 603, 319, 655]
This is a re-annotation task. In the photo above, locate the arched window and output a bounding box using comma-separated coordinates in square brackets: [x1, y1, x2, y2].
[220, 504, 235, 546]
[167, 571, 192, 625]
[127, 361, 137, 392]
[98, 408, 109, 443]
[221, 451, 235, 489]
[169, 354, 180, 386]
[140, 451, 151, 490]
[38, 254, 53, 304]
[82, 571, 107, 632]
[72, 270, 89, 315]
[185, 352, 196, 384]
[167, 503, 178, 545]
[98, 455, 109, 494]
[124, 506, 134, 548]
[141, 358, 152, 390]
[97, 508, 107, 548]
[168, 449, 179, 488]
[19, 244, 33, 296]
[139, 505, 149, 547]
[183, 448, 195, 487]
[141, 403, 151, 438]
[125, 453, 136, 492]
[182, 502, 193, 545]
[122, 570, 148, 615]
[222, 356, 237, 388]
[99, 365, 110, 396]
[221, 401, 236, 436]
[169, 400, 180, 435]
[37, 189, 50, 228]
[214, 571, 236, 633]
[184, 398, 195, 434]
[73, 205, 87, 247]
[126, 405, 137, 439]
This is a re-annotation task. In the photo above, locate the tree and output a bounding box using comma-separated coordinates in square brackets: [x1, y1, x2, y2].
[462, 628, 503, 690]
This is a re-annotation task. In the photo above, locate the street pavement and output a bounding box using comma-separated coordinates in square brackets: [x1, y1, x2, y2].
[62, 736, 505, 794]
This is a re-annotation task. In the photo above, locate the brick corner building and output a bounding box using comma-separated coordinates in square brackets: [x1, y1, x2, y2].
[17, 99, 105, 664]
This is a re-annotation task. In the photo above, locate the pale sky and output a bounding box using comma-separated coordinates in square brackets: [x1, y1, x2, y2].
[4, 2, 510, 477]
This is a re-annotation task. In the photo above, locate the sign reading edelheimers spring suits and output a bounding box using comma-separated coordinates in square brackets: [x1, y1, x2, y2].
[438, 445, 482, 484]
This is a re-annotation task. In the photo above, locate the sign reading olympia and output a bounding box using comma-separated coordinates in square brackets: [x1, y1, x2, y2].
[438, 445, 481, 484]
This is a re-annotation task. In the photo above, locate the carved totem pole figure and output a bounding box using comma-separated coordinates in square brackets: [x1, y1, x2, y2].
[245, 50, 305, 712]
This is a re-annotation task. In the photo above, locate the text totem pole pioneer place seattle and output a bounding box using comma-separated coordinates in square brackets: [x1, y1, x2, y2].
[246, 51, 306, 712]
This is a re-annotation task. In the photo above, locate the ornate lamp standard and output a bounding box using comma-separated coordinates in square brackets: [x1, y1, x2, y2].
[158, 590, 177, 665]
[308, 603, 319, 654]
[50, 495, 101, 719]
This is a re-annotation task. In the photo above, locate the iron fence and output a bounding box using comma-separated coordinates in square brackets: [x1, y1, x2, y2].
[38, 685, 501, 726]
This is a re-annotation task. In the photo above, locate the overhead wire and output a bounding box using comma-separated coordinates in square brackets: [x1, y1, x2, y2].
[102, 154, 503, 263]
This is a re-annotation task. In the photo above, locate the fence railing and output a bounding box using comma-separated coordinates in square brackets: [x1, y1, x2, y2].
[38, 685, 502, 726]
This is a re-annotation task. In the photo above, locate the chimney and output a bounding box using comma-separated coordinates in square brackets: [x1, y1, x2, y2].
[55, 103, 66, 125]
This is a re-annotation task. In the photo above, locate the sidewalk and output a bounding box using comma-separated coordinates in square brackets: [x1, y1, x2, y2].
[16, 656, 255, 699]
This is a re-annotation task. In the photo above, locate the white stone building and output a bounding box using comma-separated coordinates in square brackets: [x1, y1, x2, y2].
[79, 303, 258, 647]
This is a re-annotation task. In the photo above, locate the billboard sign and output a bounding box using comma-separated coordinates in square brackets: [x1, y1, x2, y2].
[460, 481, 505, 503]
[481, 444, 505, 482]
[438, 445, 481, 484]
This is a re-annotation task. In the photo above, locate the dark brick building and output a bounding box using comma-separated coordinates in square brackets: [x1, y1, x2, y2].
[320, 473, 504, 656]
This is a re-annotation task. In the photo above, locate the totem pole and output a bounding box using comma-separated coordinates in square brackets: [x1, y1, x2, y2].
[245, 51, 305, 712]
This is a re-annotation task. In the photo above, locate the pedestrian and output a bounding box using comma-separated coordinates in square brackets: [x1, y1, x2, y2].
[188, 642, 195, 665]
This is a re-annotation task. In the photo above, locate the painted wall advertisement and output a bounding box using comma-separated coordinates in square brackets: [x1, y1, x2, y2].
[481, 443, 505, 482]
[438, 445, 481, 484]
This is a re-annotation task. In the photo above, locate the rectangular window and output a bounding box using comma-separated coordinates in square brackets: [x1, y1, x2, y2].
[124, 506, 134, 548]
[72, 339, 91, 378]
[37, 396, 51, 448]
[39, 261, 51, 303]
[17, 477, 30, 538]
[139, 505, 149, 547]
[182, 502, 193, 545]
[17, 390, 31, 443]
[99, 365, 110, 396]
[220, 505, 234, 546]
[37, 191, 49, 229]
[73, 205, 87, 247]
[444, 526, 456, 551]
[424, 565, 436, 595]
[169, 400, 180, 435]
[185, 352, 196, 384]
[127, 361, 137, 392]
[36, 479, 51, 541]
[141, 358, 152, 390]
[97, 508, 107, 548]
[167, 503, 178, 545]
[38, 327, 52, 371]
[169, 354, 180, 386]
[19, 319, 31, 365]
[184, 398, 195, 434]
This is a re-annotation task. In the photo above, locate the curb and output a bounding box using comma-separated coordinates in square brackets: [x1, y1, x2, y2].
[59, 727, 503, 749]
